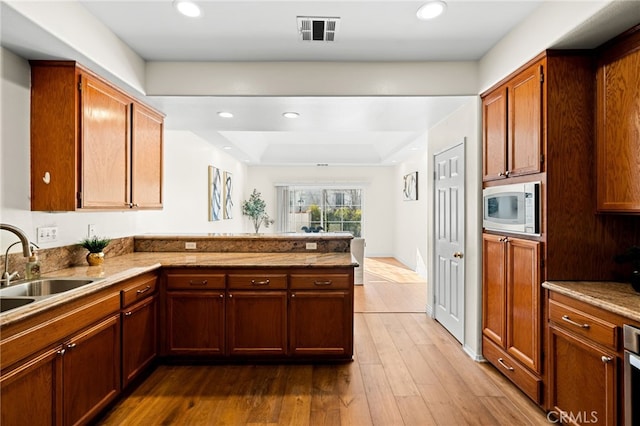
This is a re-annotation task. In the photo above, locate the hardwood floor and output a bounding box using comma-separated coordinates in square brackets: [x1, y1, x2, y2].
[98, 258, 549, 425]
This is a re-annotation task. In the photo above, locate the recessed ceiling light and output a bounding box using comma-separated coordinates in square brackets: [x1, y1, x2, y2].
[223, 146, 232, 150]
[416, 1, 447, 20]
[174, 0, 201, 18]
[217, 111, 233, 118]
[282, 112, 300, 119]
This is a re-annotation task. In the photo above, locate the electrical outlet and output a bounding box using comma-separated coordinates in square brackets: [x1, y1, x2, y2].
[88, 224, 96, 238]
[306, 242, 317, 250]
[37, 226, 58, 243]
[185, 242, 197, 250]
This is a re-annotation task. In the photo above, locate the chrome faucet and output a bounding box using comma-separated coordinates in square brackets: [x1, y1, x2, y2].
[1, 224, 35, 287]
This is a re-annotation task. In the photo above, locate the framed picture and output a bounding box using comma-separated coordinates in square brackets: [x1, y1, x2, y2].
[223, 171, 233, 219]
[208, 166, 222, 221]
[403, 171, 418, 201]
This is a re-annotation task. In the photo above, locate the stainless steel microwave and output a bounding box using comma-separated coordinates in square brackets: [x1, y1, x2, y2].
[483, 182, 540, 236]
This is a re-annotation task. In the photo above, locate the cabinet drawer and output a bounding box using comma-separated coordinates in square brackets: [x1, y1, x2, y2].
[548, 299, 617, 350]
[121, 274, 157, 308]
[165, 273, 226, 290]
[482, 336, 542, 404]
[290, 274, 351, 290]
[227, 274, 287, 290]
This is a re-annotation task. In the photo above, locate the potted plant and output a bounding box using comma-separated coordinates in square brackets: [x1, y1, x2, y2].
[241, 189, 274, 233]
[79, 236, 111, 266]
[614, 245, 640, 292]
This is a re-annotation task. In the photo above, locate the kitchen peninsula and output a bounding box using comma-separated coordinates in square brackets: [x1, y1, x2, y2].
[0, 233, 357, 426]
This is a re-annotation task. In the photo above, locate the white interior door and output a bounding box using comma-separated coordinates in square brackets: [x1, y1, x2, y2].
[434, 142, 465, 343]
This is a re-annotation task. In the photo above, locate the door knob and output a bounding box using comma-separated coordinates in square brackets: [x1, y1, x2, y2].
[453, 252, 463, 259]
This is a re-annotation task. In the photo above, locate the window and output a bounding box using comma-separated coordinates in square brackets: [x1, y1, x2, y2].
[277, 186, 363, 237]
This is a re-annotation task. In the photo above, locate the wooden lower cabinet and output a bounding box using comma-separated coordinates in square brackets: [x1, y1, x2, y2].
[122, 295, 157, 387]
[289, 290, 352, 357]
[227, 290, 287, 356]
[482, 233, 542, 403]
[0, 313, 120, 426]
[1, 346, 63, 426]
[548, 325, 617, 425]
[62, 314, 121, 426]
[165, 291, 225, 355]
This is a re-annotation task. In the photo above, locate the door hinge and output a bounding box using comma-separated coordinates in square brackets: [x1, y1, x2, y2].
[434, 171, 437, 181]
[540, 154, 544, 164]
[77, 192, 82, 204]
[541, 257, 545, 269]
[539, 65, 544, 83]
[78, 75, 82, 92]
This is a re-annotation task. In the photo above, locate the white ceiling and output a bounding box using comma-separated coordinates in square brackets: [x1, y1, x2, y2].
[2, 1, 638, 165]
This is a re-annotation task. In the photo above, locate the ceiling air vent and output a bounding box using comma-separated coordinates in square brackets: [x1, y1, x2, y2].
[297, 16, 340, 42]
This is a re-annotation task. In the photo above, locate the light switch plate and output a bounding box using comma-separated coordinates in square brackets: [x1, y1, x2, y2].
[37, 226, 58, 243]
[185, 242, 197, 250]
[88, 224, 96, 238]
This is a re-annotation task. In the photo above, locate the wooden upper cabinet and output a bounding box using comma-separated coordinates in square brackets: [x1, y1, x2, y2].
[80, 74, 131, 209]
[131, 103, 163, 209]
[30, 60, 164, 211]
[482, 59, 544, 181]
[596, 26, 640, 213]
[482, 86, 508, 181]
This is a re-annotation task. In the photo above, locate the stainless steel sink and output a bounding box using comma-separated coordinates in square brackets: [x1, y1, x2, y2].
[0, 297, 36, 312]
[0, 278, 96, 298]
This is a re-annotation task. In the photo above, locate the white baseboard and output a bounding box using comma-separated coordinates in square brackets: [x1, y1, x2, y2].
[463, 345, 485, 362]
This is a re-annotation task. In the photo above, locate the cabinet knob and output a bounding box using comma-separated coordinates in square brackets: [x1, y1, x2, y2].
[57, 349, 66, 356]
[601, 356, 613, 363]
[66, 343, 77, 349]
[219, 294, 224, 298]
[453, 252, 463, 259]
[124, 311, 133, 316]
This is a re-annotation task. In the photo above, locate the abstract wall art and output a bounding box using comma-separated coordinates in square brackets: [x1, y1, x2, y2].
[403, 171, 418, 201]
[223, 171, 233, 219]
[208, 166, 222, 221]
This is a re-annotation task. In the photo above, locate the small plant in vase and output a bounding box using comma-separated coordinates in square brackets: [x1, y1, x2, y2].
[241, 189, 275, 233]
[79, 236, 111, 266]
[614, 245, 640, 292]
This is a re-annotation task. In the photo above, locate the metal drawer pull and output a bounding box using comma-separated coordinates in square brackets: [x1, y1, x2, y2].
[561, 315, 590, 329]
[136, 285, 151, 295]
[314, 280, 333, 286]
[251, 279, 270, 286]
[189, 280, 208, 286]
[498, 358, 515, 371]
[601, 356, 613, 363]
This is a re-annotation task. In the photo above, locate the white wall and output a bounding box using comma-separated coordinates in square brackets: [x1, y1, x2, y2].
[245, 166, 396, 257]
[0, 48, 246, 252]
[394, 136, 428, 277]
[425, 98, 482, 359]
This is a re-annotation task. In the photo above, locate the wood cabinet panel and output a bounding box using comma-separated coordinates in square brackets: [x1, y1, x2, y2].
[227, 291, 287, 356]
[80, 74, 131, 209]
[62, 314, 121, 426]
[0, 347, 63, 426]
[507, 61, 543, 178]
[227, 273, 287, 290]
[548, 325, 617, 425]
[289, 290, 352, 357]
[166, 291, 225, 355]
[506, 238, 541, 373]
[121, 272, 157, 307]
[596, 27, 640, 212]
[289, 273, 351, 289]
[122, 295, 157, 387]
[482, 234, 507, 346]
[482, 87, 508, 181]
[131, 103, 163, 209]
[165, 273, 226, 290]
[548, 299, 617, 350]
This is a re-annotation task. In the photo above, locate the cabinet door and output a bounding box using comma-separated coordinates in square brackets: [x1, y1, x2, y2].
[289, 290, 352, 357]
[482, 234, 507, 346]
[166, 291, 225, 355]
[1, 347, 63, 426]
[596, 40, 640, 212]
[122, 295, 157, 387]
[80, 74, 131, 209]
[482, 86, 508, 181]
[131, 103, 163, 209]
[548, 326, 617, 426]
[62, 314, 121, 426]
[506, 238, 541, 373]
[227, 291, 287, 356]
[507, 61, 544, 177]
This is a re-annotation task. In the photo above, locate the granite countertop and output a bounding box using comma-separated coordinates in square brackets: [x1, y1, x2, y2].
[0, 251, 357, 327]
[543, 280, 640, 323]
[136, 233, 355, 239]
